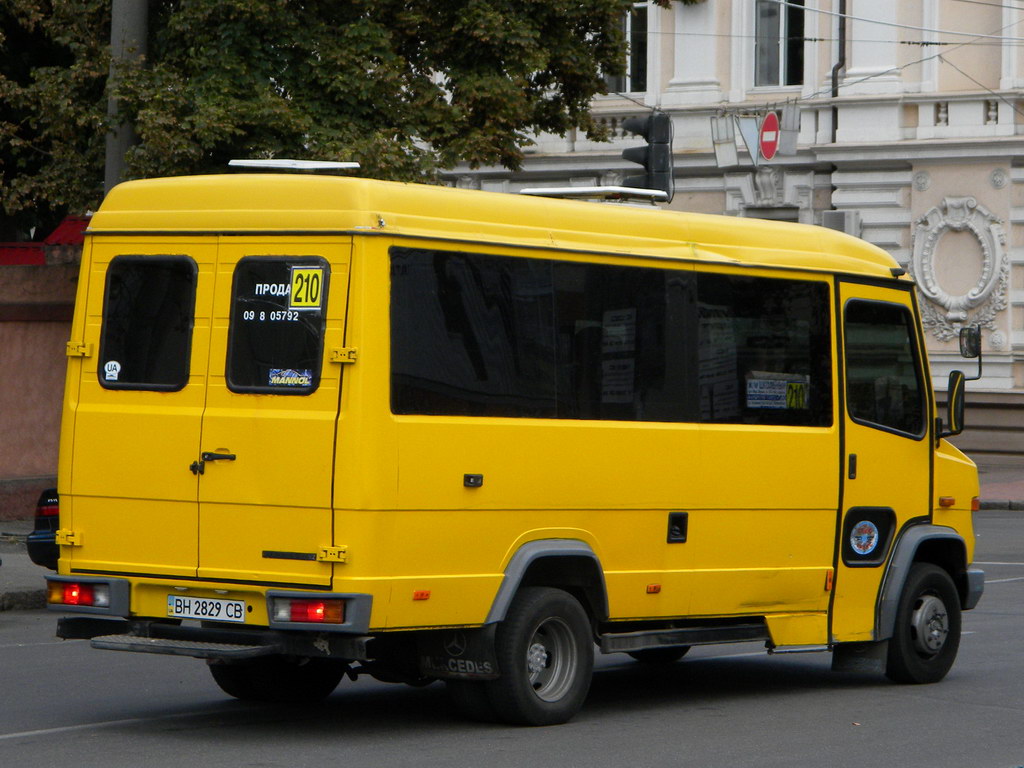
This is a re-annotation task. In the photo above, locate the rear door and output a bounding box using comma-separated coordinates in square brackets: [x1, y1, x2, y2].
[66, 239, 215, 578]
[196, 238, 350, 588]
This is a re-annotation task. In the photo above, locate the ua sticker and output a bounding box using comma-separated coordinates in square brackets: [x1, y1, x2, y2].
[104, 360, 122, 381]
[850, 520, 880, 556]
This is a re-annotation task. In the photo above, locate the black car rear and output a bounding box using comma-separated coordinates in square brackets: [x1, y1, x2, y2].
[27, 488, 59, 570]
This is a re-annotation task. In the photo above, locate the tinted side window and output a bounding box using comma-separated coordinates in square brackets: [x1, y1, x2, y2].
[227, 257, 329, 395]
[98, 256, 197, 391]
[390, 248, 697, 421]
[697, 274, 832, 427]
[844, 299, 925, 436]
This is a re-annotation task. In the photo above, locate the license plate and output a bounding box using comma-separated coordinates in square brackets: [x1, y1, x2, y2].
[167, 594, 246, 623]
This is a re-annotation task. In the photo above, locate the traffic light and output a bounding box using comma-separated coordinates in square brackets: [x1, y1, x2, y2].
[621, 111, 674, 203]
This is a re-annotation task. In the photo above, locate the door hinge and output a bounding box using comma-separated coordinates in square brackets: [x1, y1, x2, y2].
[330, 347, 358, 364]
[55, 529, 82, 547]
[317, 546, 348, 563]
[65, 341, 93, 358]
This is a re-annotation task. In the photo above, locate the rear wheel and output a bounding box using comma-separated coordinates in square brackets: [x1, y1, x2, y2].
[885, 563, 961, 684]
[208, 655, 346, 703]
[627, 646, 690, 665]
[485, 587, 593, 726]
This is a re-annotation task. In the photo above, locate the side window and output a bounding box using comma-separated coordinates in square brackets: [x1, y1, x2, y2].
[755, 0, 804, 87]
[98, 255, 197, 391]
[604, 2, 648, 94]
[698, 273, 832, 427]
[390, 247, 696, 422]
[226, 256, 329, 395]
[844, 299, 925, 436]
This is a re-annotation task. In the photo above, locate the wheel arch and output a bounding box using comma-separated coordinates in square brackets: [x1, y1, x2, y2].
[876, 525, 970, 641]
[484, 540, 608, 626]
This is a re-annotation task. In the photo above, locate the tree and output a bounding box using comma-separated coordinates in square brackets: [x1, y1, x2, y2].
[0, 0, 108, 240]
[2, 0, 696, 237]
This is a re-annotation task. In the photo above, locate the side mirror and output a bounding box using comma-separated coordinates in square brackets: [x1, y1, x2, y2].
[959, 325, 981, 359]
[941, 370, 966, 439]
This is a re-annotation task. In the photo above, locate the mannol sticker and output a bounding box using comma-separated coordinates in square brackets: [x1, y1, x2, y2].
[268, 368, 313, 387]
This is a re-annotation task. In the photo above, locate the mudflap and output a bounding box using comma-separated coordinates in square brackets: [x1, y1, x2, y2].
[831, 640, 887, 674]
[418, 625, 500, 680]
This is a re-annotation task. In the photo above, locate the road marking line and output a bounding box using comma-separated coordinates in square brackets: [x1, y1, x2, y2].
[0, 709, 226, 742]
[975, 561, 1024, 566]
[985, 576, 1024, 584]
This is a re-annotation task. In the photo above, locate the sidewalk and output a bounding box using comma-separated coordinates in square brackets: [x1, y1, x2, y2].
[2, 456, 1023, 612]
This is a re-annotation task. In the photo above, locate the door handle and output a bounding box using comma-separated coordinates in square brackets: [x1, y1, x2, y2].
[201, 452, 236, 462]
[190, 452, 236, 475]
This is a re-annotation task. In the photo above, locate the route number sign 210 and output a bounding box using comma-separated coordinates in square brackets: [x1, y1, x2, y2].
[289, 267, 324, 310]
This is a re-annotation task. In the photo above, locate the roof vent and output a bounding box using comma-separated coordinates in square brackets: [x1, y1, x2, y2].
[228, 159, 360, 173]
[519, 186, 667, 205]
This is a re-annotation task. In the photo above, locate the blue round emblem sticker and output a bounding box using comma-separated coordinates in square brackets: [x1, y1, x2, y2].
[850, 520, 880, 556]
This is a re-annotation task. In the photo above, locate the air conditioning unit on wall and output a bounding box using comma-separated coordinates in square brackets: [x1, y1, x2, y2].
[821, 209, 862, 237]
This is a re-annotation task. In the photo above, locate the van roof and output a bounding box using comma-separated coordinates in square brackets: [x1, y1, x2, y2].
[90, 174, 902, 279]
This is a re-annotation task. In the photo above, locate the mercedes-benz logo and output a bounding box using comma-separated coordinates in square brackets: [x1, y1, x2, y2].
[444, 632, 468, 657]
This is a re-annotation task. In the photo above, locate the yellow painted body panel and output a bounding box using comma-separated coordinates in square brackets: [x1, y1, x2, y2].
[56, 174, 979, 649]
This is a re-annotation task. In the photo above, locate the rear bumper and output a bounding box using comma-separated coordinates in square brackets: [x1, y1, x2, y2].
[27, 531, 57, 570]
[57, 615, 372, 661]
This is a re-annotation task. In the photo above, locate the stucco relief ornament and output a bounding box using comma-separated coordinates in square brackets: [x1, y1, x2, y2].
[910, 197, 1008, 341]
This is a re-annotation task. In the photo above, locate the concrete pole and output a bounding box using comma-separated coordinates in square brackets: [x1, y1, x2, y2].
[104, 0, 148, 195]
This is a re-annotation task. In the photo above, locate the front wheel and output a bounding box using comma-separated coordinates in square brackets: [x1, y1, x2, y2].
[885, 563, 962, 684]
[627, 646, 690, 665]
[485, 587, 594, 726]
[208, 655, 346, 703]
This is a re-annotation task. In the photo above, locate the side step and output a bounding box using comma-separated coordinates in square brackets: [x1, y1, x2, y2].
[599, 621, 769, 654]
[91, 634, 281, 660]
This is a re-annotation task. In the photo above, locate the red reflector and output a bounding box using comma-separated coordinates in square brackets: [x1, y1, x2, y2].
[646, 584, 662, 594]
[289, 599, 343, 624]
[972, 497, 981, 512]
[412, 590, 431, 601]
[938, 496, 955, 508]
[64, 583, 94, 606]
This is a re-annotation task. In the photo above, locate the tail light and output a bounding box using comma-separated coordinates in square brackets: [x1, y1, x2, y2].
[36, 501, 59, 518]
[272, 597, 345, 624]
[48, 581, 110, 608]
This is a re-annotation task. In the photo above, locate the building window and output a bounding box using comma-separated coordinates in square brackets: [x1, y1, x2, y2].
[755, 0, 804, 87]
[605, 3, 648, 94]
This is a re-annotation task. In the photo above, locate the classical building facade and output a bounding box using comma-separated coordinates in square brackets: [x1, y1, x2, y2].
[447, 0, 1024, 457]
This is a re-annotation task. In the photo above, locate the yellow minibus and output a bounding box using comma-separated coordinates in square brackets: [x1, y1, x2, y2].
[49, 172, 983, 725]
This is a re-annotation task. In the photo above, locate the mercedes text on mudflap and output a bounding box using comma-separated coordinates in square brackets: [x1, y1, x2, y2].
[49, 173, 983, 725]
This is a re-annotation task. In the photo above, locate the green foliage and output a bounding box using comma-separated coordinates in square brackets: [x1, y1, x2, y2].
[2, 0, 697, 235]
[0, 0, 109, 239]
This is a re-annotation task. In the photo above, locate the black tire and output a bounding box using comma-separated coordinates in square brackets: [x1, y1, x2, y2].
[627, 646, 690, 665]
[484, 587, 594, 726]
[208, 656, 346, 703]
[885, 563, 961, 684]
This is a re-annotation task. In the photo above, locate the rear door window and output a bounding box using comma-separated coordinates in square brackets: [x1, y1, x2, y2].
[98, 255, 197, 391]
[226, 256, 329, 395]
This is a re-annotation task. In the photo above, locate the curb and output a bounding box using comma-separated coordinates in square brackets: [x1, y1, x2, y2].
[0, 589, 46, 612]
[980, 500, 1024, 511]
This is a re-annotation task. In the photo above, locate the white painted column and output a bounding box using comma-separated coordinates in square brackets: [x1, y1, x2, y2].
[662, 0, 722, 105]
[843, 0, 903, 94]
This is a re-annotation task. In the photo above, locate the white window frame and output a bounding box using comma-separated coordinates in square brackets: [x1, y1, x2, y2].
[604, 2, 649, 95]
[754, 0, 805, 88]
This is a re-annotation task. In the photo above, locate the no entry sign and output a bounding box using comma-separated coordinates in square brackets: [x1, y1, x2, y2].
[759, 111, 780, 161]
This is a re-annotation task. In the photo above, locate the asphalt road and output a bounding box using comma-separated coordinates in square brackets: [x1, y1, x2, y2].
[1, 510, 1023, 768]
